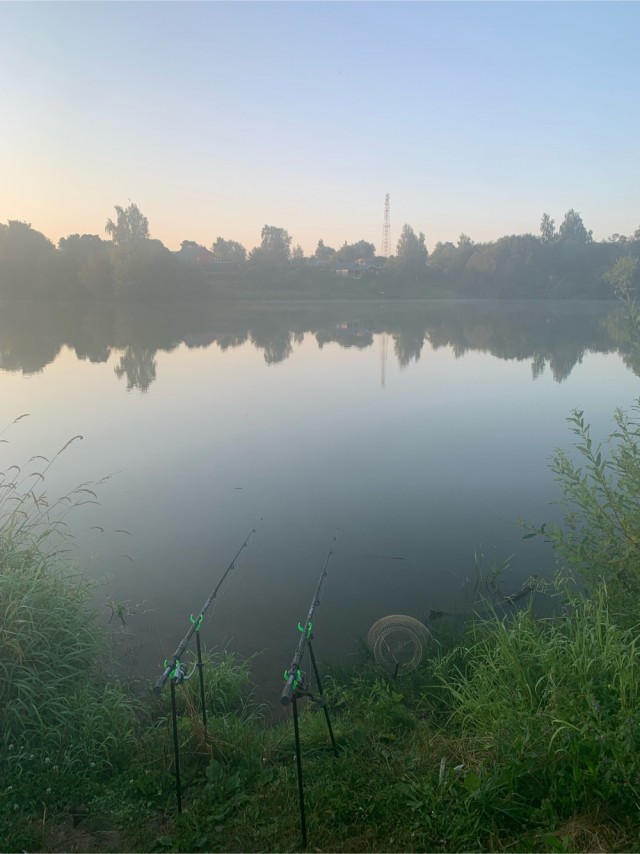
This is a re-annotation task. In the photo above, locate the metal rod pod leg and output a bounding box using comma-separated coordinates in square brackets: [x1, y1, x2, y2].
[170, 677, 182, 814]
[195, 631, 207, 734]
[292, 695, 307, 848]
[308, 642, 338, 757]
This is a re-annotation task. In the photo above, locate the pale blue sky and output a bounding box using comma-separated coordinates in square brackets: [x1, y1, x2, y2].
[1, 1, 638, 254]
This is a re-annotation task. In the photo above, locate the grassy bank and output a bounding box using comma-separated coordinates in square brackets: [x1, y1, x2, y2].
[3, 406, 640, 852]
[4, 569, 640, 852]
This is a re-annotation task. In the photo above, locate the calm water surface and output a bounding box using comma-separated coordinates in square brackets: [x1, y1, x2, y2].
[2, 299, 639, 705]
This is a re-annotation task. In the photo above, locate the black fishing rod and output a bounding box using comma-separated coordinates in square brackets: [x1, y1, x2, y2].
[281, 530, 337, 705]
[154, 521, 260, 694]
[280, 531, 339, 848]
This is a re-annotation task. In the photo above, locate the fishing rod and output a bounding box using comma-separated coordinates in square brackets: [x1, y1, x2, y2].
[154, 521, 260, 694]
[280, 531, 340, 848]
[281, 530, 337, 706]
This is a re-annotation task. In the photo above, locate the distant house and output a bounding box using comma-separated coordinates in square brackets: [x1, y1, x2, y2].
[175, 242, 216, 266]
[175, 243, 239, 274]
[335, 258, 382, 279]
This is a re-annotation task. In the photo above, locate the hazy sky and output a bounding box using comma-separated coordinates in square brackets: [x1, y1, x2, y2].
[1, 1, 638, 255]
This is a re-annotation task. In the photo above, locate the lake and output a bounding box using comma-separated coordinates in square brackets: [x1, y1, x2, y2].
[2, 298, 639, 707]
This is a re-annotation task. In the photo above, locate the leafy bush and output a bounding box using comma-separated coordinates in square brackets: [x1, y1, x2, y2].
[544, 404, 640, 619]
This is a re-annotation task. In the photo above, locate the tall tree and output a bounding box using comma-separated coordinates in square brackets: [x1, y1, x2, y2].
[314, 239, 336, 261]
[396, 224, 428, 273]
[558, 209, 593, 244]
[258, 225, 292, 261]
[540, 213, 556, 244]
[248, 225, 293, 275]
[105, 203, 149, 246]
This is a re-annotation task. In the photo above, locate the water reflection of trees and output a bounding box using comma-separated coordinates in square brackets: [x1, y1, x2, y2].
[114, 347, 157, 392]
[0, 298, 627, 391]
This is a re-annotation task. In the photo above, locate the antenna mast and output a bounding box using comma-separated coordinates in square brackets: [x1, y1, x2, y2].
[381, 193, 391, 258]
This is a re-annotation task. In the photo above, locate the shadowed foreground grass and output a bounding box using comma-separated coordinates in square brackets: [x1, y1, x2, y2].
[3, 567, 640, 852]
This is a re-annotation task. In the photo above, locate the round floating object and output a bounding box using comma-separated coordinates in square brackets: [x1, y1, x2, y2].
[367, 614, 430, 672]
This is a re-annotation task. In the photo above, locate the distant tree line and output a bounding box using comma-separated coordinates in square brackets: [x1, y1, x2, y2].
[1, 203, 639, 300]
[427, 211, 640, 299]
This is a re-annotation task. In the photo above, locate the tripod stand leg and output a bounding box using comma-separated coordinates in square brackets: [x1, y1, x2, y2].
[292, 694, 307, 848]
[170, 678, 182, 814]
[195, 631, 208, 734]
[308, 641, 338, 757]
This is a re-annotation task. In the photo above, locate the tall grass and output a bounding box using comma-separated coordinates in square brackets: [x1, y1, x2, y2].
[0, 425, 140, 849]
[434, 584, 640, 824]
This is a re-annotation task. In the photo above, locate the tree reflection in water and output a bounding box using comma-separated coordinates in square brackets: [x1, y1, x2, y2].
[0, 298, 628, 392]
[114, 346, 157, 392]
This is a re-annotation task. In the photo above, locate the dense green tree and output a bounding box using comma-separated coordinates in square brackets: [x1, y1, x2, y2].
[0, 220, 58, 297]
[248, 225, 293, 279]
[259, 225, 292, 260]
[180, 240, 205, 253]
[57, 234, 113, 297]
[558, 209, 592, 244]
[113, 239, 195, 298]
[103, 204, 205, 298]
[540, 213, 557, 244]
[105, 203, 149, 246]
[429, 241, 459, 275]
[314, 239, 336, 261]
[395, 224, 428, 275]
[335, 240, 376, 264]
[605, 256, 639, 297]
[466, 246, 497, 277]
[457, 233, 474, 249]
[487, 234, 546, 298]
[211, 237, 247, 263]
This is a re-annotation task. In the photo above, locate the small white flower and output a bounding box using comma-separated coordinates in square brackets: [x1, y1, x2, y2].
[8, 745, 14, 751]
[53, 765, 58, 772]
[90, 762, 96, 768]
[46, 787, 51, 794]
[13, 804, 19, 811]
[29, 754, 34, 760]
[44, 757, 50, 764]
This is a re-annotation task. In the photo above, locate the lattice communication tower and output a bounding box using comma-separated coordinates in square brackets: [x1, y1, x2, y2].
[381, 193, 391, 258]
